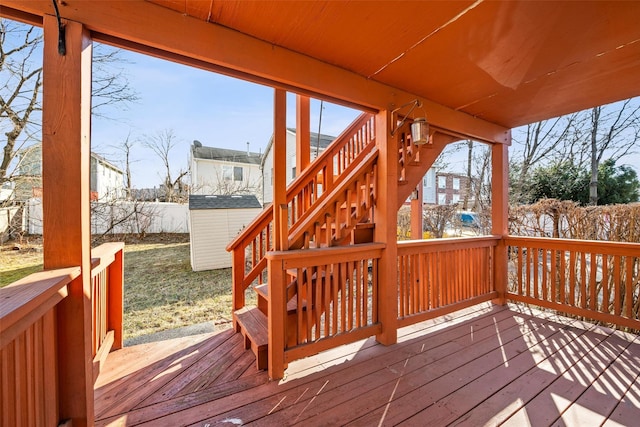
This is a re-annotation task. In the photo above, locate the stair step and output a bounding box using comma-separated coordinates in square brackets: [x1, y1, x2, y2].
[254, 283, 303, 314]
[233, 306, 268, 370]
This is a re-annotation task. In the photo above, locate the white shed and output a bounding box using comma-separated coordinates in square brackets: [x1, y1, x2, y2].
[188, 194, 262, 271]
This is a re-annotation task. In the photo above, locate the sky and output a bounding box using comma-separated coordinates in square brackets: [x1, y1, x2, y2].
[91, 46, 361, 189]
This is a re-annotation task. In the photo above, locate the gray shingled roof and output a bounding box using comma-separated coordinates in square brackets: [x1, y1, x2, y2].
[192, 145, 262, 165]
[288, 128, 336, 150]
[189, 194, 262, 210]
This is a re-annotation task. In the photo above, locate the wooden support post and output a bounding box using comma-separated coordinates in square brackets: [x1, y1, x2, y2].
[374, 111, 398, 345]
[42, 16, 93, 427]
[232, 248, 246, 310]
[108, 247, 124, 350]
[273, 89, 287, 251]
[267, 257, 286, 379]
[492, 139, 510, 305]
[296, 94, 311, 175]
[411, 185, 423, 239]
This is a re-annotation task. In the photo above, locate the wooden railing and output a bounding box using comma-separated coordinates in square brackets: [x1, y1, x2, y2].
[0, 267, 80, 427]
[505, 236, 640, 330]
[266, 243, 384, 378]
[396, 236, 500, 327]
[90, 242, 124, 379]
[288, 148, 378, 249]
[227, 113, 375, 309]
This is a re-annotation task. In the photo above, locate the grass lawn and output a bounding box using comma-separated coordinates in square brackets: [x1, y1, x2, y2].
[1, 238, 240, 341]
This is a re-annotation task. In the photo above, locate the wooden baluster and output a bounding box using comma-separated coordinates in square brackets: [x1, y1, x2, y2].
[580, 252, 587, 309]
[589, 253, 597, 311]
[602, 255, 609, 313]
[625, 256, 633, 318]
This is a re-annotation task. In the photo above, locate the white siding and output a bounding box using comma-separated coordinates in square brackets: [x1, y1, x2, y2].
[189, 208, 261, 271]
[191, 158, 262, 200]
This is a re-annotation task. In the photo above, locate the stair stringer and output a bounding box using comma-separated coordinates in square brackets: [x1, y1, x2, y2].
[396, 132, 460, 209]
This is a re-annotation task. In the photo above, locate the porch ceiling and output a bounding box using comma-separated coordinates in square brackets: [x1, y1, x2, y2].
[148, 0, 640, 128]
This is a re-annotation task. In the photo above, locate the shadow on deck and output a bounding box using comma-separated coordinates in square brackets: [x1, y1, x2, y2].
[95, 303, 640, 426]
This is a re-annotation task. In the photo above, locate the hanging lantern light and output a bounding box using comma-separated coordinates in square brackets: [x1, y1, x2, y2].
[411, 117, 430, 145]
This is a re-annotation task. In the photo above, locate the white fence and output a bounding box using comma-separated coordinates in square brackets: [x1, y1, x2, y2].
[1, 206, 20, 242]
[24, 199, 190, 235]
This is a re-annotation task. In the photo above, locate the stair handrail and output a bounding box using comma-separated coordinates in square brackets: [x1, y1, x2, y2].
[288, 147, 379, 249]
[226, 112, 374, 253]
[227, 112, 376, 309]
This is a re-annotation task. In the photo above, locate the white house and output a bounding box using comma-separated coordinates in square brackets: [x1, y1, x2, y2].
[261, 128, 335, 204]
[90, 152, 126, 201]
[13, 143, 124, 201]
[190, 141, 263, 203]
[422, 168, 437, 204]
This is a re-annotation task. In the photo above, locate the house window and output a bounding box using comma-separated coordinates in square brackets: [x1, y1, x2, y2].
[452, 194, 460, 204]
[223, 166, 243, 182]
[234, 166, 243, 181]
[438, 193, 447, 204]
[453, 178, 460, 190]
[438, 176, 446, 189]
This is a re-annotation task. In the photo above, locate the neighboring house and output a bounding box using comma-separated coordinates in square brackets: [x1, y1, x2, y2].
[435, 172, 473, 205]
[188, 194, 262, 271]
[190, 141, 262, 203]
[14, 143, 125, 201]
[90, 152, 126, 201]
[261, 128, 335, 204]
[422, 168, 437, 204]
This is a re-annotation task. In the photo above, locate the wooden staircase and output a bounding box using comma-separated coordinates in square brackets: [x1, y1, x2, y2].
[229, 115, 451, 371]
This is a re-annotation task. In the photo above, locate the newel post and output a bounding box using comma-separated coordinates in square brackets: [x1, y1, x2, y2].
[375, 110, 398, 345]
[492, 139, 510, 305]
[108, 246, 124, 350]
[42, 16, 94, 426]
[267, 255, 286, 379]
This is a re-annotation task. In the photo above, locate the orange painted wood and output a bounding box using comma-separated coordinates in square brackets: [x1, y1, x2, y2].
[373, 110, 398, 345]
[42, 16, 94, 427]
[90, 304, 637, 426]
[267, 257, 286, 379]
[0, 268, 77, 344]
[273, 89, 287, 251]
[505, 236, 640, 330]
[296, 94, 310, 175]
[492, 143, 509, 304]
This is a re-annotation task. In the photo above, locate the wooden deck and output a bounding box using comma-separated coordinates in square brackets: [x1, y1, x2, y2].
[95, 303, 640, 426]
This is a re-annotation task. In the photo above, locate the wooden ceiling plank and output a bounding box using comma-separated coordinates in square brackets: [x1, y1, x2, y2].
[0, 0, 510, 144]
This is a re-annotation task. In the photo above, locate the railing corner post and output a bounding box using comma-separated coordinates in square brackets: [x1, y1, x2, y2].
[108, 246, 124, 350]
[232, 248, 246, 310]
[267, 256, 286, 380]
[493, 237, 509, 306]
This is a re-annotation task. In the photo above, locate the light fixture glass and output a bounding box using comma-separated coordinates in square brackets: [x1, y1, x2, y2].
[390, 99, 431, 147]
[411, 117, 430, 145]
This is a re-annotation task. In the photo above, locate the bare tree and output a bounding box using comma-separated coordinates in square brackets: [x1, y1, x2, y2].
[462, 140, 473, 210]
[142, 129, 188, 202]
[586, 101, 640, 205]
[1, 19, 137, 205]
[0, 21, 42, 196]
[111, 132, 137, 200]
[510, 114, 578, 203]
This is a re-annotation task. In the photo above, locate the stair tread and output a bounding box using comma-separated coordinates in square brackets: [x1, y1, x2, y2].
[233, 306, 268, 347]
[254, 283, 304, 313]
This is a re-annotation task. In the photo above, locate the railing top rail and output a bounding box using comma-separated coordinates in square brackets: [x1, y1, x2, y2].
[288, 147, 379, 247]
[505, 235, 640, 256]
[397, 235, 501, 253]
[91, 242, 125, 273]
[267, 242, 385, 268]
[0, 267, 80, 337]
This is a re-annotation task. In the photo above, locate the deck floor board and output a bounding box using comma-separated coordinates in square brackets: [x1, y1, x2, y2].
[95, 303, 640, 426]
